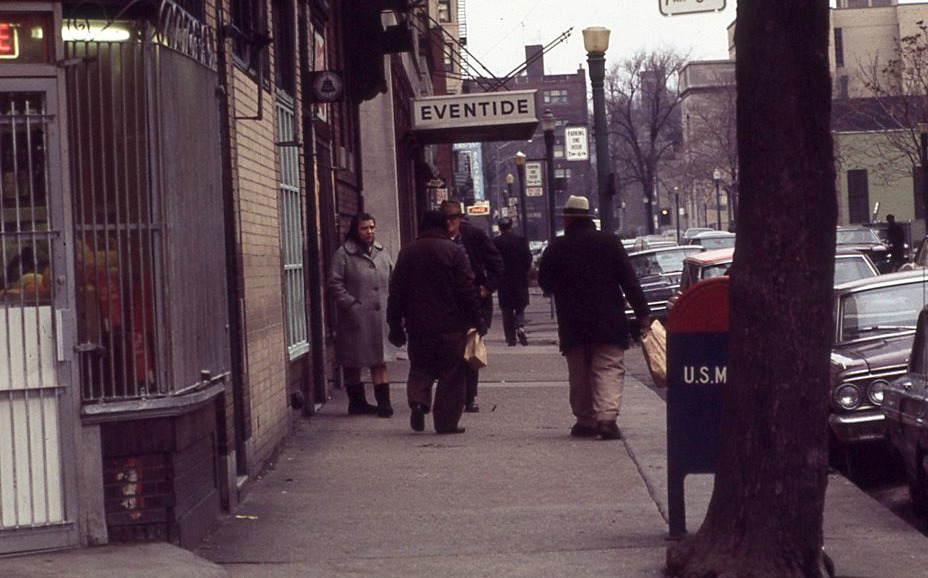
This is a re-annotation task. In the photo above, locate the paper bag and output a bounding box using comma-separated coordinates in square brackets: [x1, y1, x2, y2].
[464, 328, 488, 369]
[641, 319, 667, 389]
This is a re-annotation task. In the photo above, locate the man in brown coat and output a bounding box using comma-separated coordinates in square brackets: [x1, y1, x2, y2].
[387, 210, 486, 434]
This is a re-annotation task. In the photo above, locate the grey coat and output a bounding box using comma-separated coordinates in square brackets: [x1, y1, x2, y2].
[328, 239, 397, 368]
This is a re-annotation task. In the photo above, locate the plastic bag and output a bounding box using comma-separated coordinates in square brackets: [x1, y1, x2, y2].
[464, 328, 488, 369]
[641, 319, 667, 389]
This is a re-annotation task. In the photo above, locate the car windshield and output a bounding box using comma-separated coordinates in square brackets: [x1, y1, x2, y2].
[838, 283, 927, 341]
[834, 256, 878, 285]
[702, 263, 731, 280]
[696, 236, 736, 250]
[836, 228, 881, 245]
[629, 249, 700, 278]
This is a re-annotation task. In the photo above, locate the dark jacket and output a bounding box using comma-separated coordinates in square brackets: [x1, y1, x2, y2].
[387, 228, 483, 339]
[457, 221, 504, 292]
[493, 231, 532, 309]
[537, 218, 649, 353]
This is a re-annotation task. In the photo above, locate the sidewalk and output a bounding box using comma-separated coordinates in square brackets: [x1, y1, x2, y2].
[6, 292, 928, 577]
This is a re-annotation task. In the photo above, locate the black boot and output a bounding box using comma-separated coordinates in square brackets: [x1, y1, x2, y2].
[373, 383, 394, 418]
[346, 384, 378, 415]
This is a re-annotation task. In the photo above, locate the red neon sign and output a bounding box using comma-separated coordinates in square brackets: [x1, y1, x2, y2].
[0, 23, 18, 59]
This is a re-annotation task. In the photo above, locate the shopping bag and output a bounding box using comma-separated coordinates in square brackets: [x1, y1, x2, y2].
[641, 319, 667, 389]
[464, 328, 488, 369]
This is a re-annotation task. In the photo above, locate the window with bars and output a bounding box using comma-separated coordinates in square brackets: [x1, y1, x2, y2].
[276, 100, 308, 357]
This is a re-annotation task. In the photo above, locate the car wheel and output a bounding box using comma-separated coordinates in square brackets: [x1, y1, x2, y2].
[907, 448, 928, 518]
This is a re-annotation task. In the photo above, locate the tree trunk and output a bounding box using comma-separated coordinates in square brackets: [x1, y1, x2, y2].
[666, 1, 836, 576]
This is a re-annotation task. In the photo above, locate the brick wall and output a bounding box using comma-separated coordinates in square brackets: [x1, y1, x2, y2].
[229, 60, 291, 474]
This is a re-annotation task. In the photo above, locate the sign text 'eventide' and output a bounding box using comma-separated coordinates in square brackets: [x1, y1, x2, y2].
[412, 90, 537, 131]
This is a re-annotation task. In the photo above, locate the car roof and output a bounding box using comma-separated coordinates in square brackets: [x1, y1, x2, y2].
[693, 231, 735, 238]
[833, 268, 928, 295]
[683, 247, 735, 265]
[628, 245, 703, 257]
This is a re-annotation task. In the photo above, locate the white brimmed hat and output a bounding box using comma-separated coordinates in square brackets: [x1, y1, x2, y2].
[562, 195, 592, 217]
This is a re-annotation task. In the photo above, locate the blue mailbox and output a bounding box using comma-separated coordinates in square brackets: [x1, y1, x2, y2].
[666, 276, 728, 537]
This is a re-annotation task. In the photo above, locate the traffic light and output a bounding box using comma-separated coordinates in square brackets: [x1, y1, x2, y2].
[659, 208, 671, 225]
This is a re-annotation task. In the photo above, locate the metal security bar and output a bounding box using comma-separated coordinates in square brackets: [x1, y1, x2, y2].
[0, 93, 66, 531]
[277, 98, 308, 357]
[65, 41, 162, 403]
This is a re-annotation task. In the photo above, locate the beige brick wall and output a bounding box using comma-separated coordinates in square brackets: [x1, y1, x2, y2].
[230, 62, 291, 474]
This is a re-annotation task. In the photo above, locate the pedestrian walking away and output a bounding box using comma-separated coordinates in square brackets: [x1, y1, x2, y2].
[537, 195, 650, 440]
[493, 216, 532, 346]
[440, 200, 503, 413]
[886, 213, 907, 271]
[328, 213, 397, 417]
[387, 210, 486, 434]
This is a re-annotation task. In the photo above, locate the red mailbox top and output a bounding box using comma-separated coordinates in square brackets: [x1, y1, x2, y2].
[666, 276, 729, 334]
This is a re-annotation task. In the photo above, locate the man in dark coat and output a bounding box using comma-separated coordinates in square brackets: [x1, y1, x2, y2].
[537, 195, 650, 440]
[387, 210, 486, 434]
[886, 214, 907, 271]
[493, 216, 533, 346]
[440, 200, 504, 413]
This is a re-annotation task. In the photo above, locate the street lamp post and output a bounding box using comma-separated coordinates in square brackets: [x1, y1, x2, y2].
[505, 173, 514, 219]
[514, 151, 528, 237]
[542, 109, 557, 240]
[713, 169, 722, 230]
[674, 187, 681, 242]
[583, 26, 613, 234]
[919, 123, 928, 225]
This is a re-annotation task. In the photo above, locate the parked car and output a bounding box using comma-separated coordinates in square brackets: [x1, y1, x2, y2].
[836, 226, 893, 273]
[682, 231, 736, 251]
[883, 308, 928, 516]
[829, 270, 928, 472]
[899, 235, 928, 272]
[681, 227, 715, 241]
[625, 245, 703, 321]
[666, 248, 878, 310]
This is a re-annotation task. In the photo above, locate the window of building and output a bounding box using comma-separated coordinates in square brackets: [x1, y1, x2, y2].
[554, 144, 564, 159]
[277, 99, 309, 357]
[230, 0, 267, 78]
[444, 42, 455, 73]
[555, 168, 572, 179]
[834, 28, 844, 68]
[272, 0, 296, 95]
[845, 0, 869, 7]
[543, 89, 569, 105]
[437, 0, 452, 22]
[915, 167, 926, 220]
[847, 169, 869, 224]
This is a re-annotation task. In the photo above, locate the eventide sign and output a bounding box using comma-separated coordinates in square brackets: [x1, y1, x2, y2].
[413, 90, 536, 130]
[0, 14, 52, 64]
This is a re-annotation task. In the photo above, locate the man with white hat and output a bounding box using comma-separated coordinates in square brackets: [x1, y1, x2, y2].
[537, 195, 650, 440]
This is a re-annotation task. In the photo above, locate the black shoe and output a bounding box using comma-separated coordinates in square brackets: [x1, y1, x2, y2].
[507, 340, 517, 347]
[410, 404, 426, 432]
[346, 384, 379, 415]
[436, 426, 466, 434]
[464, 402, 480, 413]
[570, 423, 599, 438]
[373, 384, 394, 418]
[597, 420, 622, 440]
[517, 328, 528, 346]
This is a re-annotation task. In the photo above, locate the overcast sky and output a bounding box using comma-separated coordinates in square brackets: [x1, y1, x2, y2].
[462, 0, 926, 80]
[462, 0, 736, 78]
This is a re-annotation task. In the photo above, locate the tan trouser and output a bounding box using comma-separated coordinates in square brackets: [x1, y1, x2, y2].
[565, 343, 626, 426]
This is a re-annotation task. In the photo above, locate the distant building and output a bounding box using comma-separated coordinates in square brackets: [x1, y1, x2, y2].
[463, 46, 592, 240]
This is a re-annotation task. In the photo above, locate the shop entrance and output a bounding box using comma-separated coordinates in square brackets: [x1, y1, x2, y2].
[0, 82, 80, 554]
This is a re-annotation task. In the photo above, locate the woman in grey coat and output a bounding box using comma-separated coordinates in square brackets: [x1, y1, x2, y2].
[328, 213, 397, 417]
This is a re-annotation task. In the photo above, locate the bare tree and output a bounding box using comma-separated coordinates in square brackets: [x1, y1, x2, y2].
[851, 21, 928, 185]
[666, 0, 836, 576]
[604, 49, 687, 235]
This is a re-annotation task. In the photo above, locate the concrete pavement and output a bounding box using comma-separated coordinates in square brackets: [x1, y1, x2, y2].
[6, 290, 928, 577]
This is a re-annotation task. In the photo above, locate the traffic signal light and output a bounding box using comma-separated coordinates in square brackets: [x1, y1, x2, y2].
[659, 208, 671, 225]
